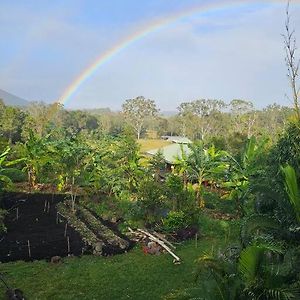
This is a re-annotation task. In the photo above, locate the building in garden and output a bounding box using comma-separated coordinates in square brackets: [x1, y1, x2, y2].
[146, 136, 192, 168]
[161, 136, 192, 144]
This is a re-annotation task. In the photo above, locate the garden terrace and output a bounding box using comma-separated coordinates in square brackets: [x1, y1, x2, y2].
[0, 192, 85, 262]
[57, 202, 132, 255]
[0, 192, 132, 263]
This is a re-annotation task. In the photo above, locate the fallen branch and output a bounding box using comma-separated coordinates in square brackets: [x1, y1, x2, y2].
[152, 231, 176, 249]
[129, 228, 181, 264]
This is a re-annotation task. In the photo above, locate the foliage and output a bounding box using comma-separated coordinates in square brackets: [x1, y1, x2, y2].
[197, 213, 230, 238]
[162, 211, 194, 233]
[176, 142, 229, 207]
[165, 173, 196, 211]
[130, 178, 168, 226]
[0, 147, 24, 190]
[122, 96, 159, 139]
[192, 241, 300, 300]
[281, 165, 300, 223]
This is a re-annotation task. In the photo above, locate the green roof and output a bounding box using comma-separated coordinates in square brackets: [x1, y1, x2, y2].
[146, 144, 191, 164]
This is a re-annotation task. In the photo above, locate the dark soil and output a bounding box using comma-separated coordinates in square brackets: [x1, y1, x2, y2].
[0, 192, 88, 262]
[0, 193, 88, 262]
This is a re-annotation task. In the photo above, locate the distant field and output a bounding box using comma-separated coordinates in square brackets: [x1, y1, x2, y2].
[138, 139, 171, 152]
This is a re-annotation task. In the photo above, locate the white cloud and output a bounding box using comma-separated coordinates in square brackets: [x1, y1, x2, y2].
[0, 1, 300, 110]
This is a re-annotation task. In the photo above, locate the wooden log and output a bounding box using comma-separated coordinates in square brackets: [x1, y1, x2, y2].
[137, 229, 181, 263]
[152, 231, 176, 249]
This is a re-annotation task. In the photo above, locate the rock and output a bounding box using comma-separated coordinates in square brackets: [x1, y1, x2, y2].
[93, 241, 103, 255]
[50, 256, 62, 264]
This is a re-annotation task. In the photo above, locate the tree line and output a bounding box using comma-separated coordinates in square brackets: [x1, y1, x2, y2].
[0, 97, 293, 147]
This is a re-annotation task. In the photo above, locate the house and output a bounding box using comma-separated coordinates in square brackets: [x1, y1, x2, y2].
[146, 136, 192, 166]
[161, 136, 192, 144]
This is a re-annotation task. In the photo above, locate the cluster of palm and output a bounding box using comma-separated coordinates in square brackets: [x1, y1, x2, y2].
[173, 137, 265, 213]
[191, 123, 300, 299]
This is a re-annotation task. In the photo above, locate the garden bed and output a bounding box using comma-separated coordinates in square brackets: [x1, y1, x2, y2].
[0, 192, 131, 262]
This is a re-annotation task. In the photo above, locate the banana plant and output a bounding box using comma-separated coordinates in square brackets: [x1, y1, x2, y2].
[223, 136, 268, 216]
[0, 147, 24, 190]
[0, 147, 24, 233]
[185, 142, 230, 207]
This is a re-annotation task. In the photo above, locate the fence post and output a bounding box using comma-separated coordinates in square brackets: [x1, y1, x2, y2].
[67, 236, 70, 254]
[64, 223, 68, 237]
[16, 207, 19, 221]
[27, 240, 31, 258]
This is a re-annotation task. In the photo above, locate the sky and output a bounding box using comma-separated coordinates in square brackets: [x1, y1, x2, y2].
[0, 0, 300, 111]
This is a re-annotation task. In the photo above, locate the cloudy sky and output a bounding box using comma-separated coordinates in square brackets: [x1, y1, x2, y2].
[0, 0, 300, 110]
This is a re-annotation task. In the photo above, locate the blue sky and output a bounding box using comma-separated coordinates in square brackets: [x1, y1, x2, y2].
[0, 0, 300, 110]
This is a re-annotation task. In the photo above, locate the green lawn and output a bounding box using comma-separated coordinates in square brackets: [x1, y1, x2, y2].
[138, 139, 172, 152]
[0, 237, 226, 300]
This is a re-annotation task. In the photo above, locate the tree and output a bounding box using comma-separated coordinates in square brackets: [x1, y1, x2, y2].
[177, 99, 226, 140]
[0, 106, 24, 143]
[283, 0, 300, 120]
[229, 99, 256, 137]
[122, 96, 159, 139]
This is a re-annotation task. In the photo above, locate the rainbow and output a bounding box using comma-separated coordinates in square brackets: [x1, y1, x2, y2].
[58, 0, 295, 106]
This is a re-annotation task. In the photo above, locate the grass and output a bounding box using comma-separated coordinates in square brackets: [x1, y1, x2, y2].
[138, 139, 172, 152]
[0, 236, 231, 300]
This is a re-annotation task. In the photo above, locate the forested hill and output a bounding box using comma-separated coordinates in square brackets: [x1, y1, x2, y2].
[0, 89, 30, 107]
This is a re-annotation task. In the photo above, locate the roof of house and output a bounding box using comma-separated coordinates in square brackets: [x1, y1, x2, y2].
[146, 143, 191, 164]
[161, 136, 192, 144]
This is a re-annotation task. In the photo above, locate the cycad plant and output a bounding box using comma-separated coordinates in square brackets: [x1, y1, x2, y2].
[281, 165, 300, 223]
[194, 241, 299, 300]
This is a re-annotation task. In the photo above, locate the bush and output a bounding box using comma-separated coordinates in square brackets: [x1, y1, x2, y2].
[198, 213, 230, 238]
[162, 211, 192, 232]
[1, 168, 26, 182]
[131, 178, 168, 227]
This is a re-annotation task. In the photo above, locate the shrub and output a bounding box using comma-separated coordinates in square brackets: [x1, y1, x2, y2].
[198, 213, 230, 238]
[1, 168, 26, 182]
[162, 211, 192, 232]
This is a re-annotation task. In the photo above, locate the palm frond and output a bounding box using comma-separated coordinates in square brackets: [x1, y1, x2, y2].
[241, 214, 282, 246]
[281, 165, 300, 222]
[262, 286, 300, 300]
[239, 245, 264, 284]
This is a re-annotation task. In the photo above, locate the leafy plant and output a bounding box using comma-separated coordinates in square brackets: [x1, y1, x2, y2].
[281, 164, 300, 223]
[162, 211, 193, 233]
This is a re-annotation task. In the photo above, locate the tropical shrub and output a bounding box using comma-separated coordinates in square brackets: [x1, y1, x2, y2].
[131, 178, 168, 227]
[162, 211, 193, 233]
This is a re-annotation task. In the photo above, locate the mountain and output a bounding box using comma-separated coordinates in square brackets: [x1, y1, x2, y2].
[0, 89, 30, 107]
